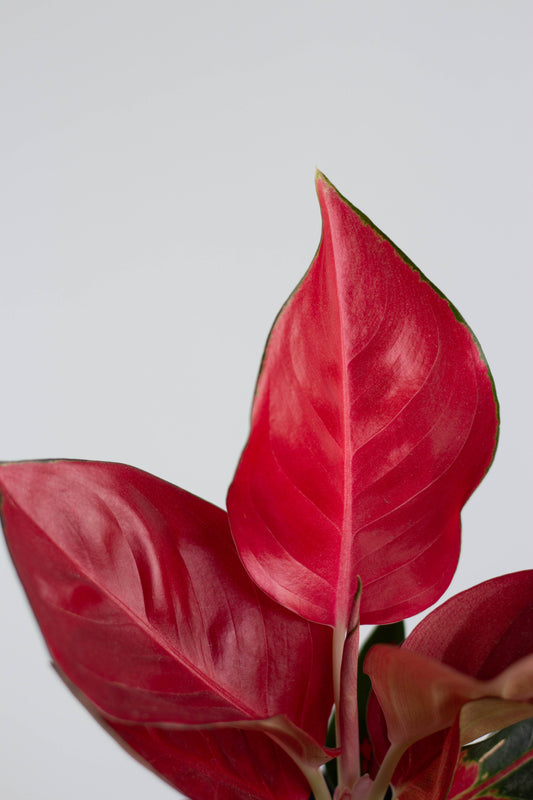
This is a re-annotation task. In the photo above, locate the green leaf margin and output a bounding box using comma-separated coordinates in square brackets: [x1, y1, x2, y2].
[454, 717, 533, 799]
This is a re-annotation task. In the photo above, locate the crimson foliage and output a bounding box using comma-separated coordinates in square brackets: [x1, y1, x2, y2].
[1, 174, 530, 800]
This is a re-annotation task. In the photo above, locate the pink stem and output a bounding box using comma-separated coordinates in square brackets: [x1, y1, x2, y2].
[337, 579, 362, 792]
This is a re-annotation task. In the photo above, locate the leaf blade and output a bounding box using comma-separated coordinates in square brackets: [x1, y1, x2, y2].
[0, 459, 333, 740]
[366, 571, 533, 792]
[228, 173, 498, 627]
[83, 696, 313, 800]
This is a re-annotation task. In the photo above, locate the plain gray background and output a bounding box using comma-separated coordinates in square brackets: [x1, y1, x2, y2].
[1, 2, 531, 798]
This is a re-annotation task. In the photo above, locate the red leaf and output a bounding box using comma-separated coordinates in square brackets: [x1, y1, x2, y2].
[400, 570, 533, 676]
[0, 460, 333, 744]
[104, 723, 312, 800]
[62, 676, 313, 800]
[366, 571, 533, 791]
[364, 645, 533, 747]
[227, 172, 498, 628]
[392, 721, 462, 800]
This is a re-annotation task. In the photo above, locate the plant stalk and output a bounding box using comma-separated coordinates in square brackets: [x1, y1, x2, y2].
[300, 765, 332, 800]
[332, 623, 346, 783]
[367, 742, 408, 800]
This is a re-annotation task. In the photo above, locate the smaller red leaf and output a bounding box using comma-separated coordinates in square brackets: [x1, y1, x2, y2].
[393, 720, 462, 800]
[401, 570, 533, 678]
[365, 645, 533, 747]
[366, 571, 533, 795]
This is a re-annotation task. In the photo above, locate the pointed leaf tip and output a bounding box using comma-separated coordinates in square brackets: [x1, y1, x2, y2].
[228, 176, 499, 628]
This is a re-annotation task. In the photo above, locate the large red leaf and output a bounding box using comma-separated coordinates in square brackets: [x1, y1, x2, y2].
[366, 571, 533, 793]
[0, 460, 333, 745]
[227, 172, 498, 628]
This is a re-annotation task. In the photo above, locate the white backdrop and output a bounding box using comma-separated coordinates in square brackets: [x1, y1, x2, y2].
[1, 2, 531, 798]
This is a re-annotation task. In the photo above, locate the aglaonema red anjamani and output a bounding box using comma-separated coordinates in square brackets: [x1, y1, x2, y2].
[1, 173, 531, 800]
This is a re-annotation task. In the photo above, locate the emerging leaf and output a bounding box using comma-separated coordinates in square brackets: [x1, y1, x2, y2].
[227, 173, 499, 628]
